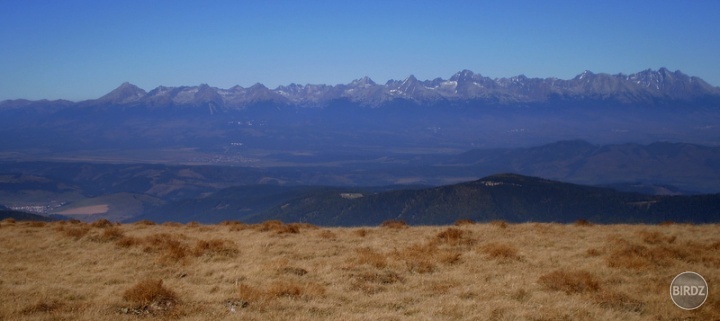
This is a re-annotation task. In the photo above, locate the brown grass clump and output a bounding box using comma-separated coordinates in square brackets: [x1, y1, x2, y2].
[122, 279, 178, 313]
[605, 238, 690, 269]
[586, 248, 603, 257]
[351, 270, 405, 294]
[57, 224, 91, 240]
[257, 220, 284, 232]
[90, 226, 125, 242]
[574, 219, 593, 226]
[192, 238, 239, 258]
[25, 221, 47, 227]
[237, 284, 267, 305]
[275, 223, 301, 234]
[354, 247, 388, 269]
[220, 220, 247, 231]
[3, 217, 16, 223]
[351, 270, 404, 292]
[236, 281, 325, 306]
[280, 266, 308, 276]
[638, 230, 676, 244]
[480, 242, 521, 261]
[354, 228, 370, 237]
[490, 220, 508, 229]
[434, 227, 476, 246]
[395, 243, 437, 273]
[318, 230, 337, 239]
[380, 219, 407, 229]
[133, 219, 156, 226]
[454, 218, 475, 226]
[91, 219, 114, 228]
[142, 233, 191, 263]
[267, 281, 302, 298]
[538, 270, 600, 294]
[115, 235, 141, 247]
[20, 299, 66, 314]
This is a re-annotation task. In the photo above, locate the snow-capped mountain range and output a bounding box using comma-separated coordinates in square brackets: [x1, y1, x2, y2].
[6, 68, 716, 110]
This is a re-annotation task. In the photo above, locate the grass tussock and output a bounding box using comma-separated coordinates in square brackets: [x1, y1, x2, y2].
[255, 220, 314, 234]
[280, 266, 308, 276]
[380, 219, 407, 229]
[318, 230, 337, 239]
[638, 230, 676, 244]
[354, 247, 388, 269]
[220, 220, 248, 231]
[122, 279, 178, 313]
[574, 219, 593, 226]
[434, 227, 476, 246]
[490, 220, 508, 229]
[56, 224, 91, 240]
[604, 237, 697, 269]
[25, 221, 47, 227]
[395, 243, 437, 273]
[454, 218, 475, 226]
[141, 233, 192, 263]
[480, 242, 522, 261]
[351, 270, 405, 294]
[90, 226, 125, 242]
[237, 281, 326, 306]
[192, 238, 239, 258]
[20, 298, 66, 314]
[538, 270, 600, 294]
[90, 219, 115, 228]
[133, 219, 156, 226]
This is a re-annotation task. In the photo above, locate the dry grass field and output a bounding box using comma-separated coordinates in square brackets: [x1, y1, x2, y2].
[0, 218, 718, 321]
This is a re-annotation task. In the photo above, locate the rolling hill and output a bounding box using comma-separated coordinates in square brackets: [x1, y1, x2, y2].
[137, 174, 720, 225]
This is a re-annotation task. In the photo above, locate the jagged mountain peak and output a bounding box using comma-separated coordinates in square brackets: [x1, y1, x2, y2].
[350, 76, 377, 87]
[450, 69, 478, 81]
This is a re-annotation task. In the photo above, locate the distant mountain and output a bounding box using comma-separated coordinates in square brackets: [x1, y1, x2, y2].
[135, 174, 720, 225]
[446, 140, 720, 193]
[95, 82, 147, 105]
[3, 68, 719, 110]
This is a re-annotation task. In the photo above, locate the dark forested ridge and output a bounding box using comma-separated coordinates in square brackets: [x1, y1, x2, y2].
[136, 174, 720, 225]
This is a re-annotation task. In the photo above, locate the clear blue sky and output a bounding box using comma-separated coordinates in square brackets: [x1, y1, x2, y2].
[1, 0, 719, 101]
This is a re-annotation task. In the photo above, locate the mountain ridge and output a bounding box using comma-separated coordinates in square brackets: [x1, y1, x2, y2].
[4, 68, 719, 109]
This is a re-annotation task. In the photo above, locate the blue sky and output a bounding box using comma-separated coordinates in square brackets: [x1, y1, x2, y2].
[1, 0, 719, 101]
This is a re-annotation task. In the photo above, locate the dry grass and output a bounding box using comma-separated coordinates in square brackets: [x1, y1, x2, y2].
[1, 221, 719, 320]
[538, 269, 601, 294]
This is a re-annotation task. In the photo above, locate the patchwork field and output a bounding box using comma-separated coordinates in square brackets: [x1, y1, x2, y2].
[0, 219, 718, 320]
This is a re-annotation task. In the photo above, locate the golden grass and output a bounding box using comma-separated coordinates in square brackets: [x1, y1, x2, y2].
[0, 221, 719, 320]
